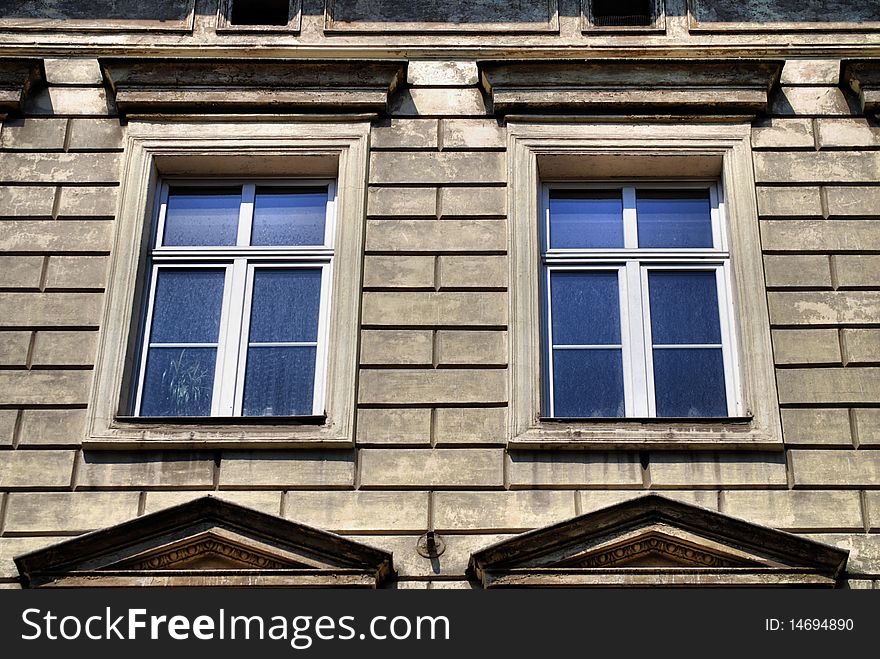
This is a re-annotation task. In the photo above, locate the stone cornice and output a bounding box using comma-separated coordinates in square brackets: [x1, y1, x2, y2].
[479, 59, 783, 115]
[100, 58, 406, 113]
[0, 58, 40, 110]
[844, 60, 880, 113]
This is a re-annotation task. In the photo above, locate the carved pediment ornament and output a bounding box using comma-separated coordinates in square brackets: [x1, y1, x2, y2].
[560, 532, 751, 569]
[115, 534, 292, 571]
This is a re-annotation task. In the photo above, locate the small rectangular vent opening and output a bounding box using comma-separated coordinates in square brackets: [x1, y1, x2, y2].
[592, 0, 654, 27]
[230, 0, 290, 26]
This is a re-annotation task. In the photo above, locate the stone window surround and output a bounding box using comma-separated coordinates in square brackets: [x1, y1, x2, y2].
[85, 117, 370, 450]
[507, 120, 782, 450]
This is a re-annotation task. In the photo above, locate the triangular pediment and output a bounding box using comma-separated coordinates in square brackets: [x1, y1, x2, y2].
[469, 495, 848, 588]
[15, 497, 393, 588]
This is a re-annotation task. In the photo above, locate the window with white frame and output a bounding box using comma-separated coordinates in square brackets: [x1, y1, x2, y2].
[134, 180, 335, 418]
[542, 182, 741, 419]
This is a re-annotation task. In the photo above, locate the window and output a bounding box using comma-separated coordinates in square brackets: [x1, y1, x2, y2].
[134, 181, 335, 418]
[217, 0, 300, 32]
[542, 183, 740, 419]
[591, 0, 653, 27]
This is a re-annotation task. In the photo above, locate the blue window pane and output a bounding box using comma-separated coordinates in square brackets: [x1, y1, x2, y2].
[653, 348, 727, 417]
[249, 269, 322, 343]
[550, 271, 621, 345]
[150, 269, 225, 344]
[552, 349, 625, 417]
[637, 190, 713, 248]
[549, 190, 624, 249]
[648, 271, 721, 345]
[162, 188, 240, 247]
[243, 346, 316, 416]
[141, 347, 216, 416]
[251, 187, 328, 246]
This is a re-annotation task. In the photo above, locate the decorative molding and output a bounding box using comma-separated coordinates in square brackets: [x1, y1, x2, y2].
[564, 533, 750, 569]
[0, 58, 39, 110]
[843, 60, 880, 113]
[119, 536, 292, 571]
[479, 60, 782, 115]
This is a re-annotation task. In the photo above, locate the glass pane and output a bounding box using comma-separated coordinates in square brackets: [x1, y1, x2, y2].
[251, 187, 328, 246]
[552, 349, 625, 417]
[648, 271, 721, 345]
[141, 347, 216, 416]
[653, 348, 727, 417]
[150, 269, 225, 344]
[162, 188, 241, 247]
[549, 190, 624, 249]
[637, 190, 713, 248]
[249, 269, 322, 343]
[550, 271, 621, 345]
[243, 346, 317, 416]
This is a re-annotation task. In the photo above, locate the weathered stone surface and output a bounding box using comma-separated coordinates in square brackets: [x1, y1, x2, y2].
[358, 369, 506, 404]
[371, 119, 438, 149]
[77, 452, 214, 489]
[357, 408, 432, 445]
[825, 186, 880, 218]
[439, 186, 506, 217]
[436, 330, 507, 366]
[754, 152, 880, 183]
[771, 329, 841, 365]
[0, 410, 16, 446]
[763, 255, 831, 288]
[791, 450, 880, 487]
[0, 221, 112, 252]
[0, 255, 43, 288]
[722, 490, 863, 530]
[580, 490, 719, 513]
[369, 152, 504, 184]
[817, 119, 880, 148]
[807, 534, 880, 574]
[0, 537, 66, 579]
[867, 492, 880, 530]
[0, 292, 103, 327]
[43, 58, 103, 85]
[0, 186, 55, 217]
[441, 119, 505, 149]
[434, 490, 576, 531]
[407, 61, 479, 87]
[366, 219, 505, 252]
[357, 534, 510, 578]
[0, 152, 120, 184]
[433, 407, 506, 445]
[0, 331, 30, 366]
[770, 87, 853, 116]
[438, 255, 506, 289]
[56, 186, 118, 218]
[0, 449, 75, 489]
[768, 291, 880, 325]
[834, 255, 880, 288]
[66, 118, 125, 150]
[27, 87, 114, 116]
[17, 409, 86, 446]
[755, 186, 822, 218]
[362, 291, 506, 326]
[285, 491, 429, 532]
[359, 448, 503, 488]
[4, 491, 140, 533]
[648, 452, 788, 487]
[45, 255, 107, 289]
[761, 220, 880, 251]
[391, 89, 486, 117]
[360, 329, 433, 366]
[366, 186, 436, 218]
[781, 408, 853, 446]
[853, 409, 880, 446]
[0, 118, 66, 149]
[0, 370, 91, 405]
[751, 118, 814, 149]
[780, 60, 841, 86]
[507, 452, 642, 488]
[363, 255, 434, 288]
[143, 491, 282, 516]
[777, 368, 880, 404]
[220, 451, 355, 488]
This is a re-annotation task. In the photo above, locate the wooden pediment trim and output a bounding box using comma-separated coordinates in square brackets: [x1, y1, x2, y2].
[479, 59, 782, 115]
[15, 497, 393, 588]
[844, 60, 880, 113]
[100, 59, 407, 114]
[469, 495, 848, 588]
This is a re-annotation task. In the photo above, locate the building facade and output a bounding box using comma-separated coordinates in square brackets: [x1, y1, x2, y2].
[0, 0, 879, 588]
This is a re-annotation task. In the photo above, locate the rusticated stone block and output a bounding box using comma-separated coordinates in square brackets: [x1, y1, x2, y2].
[45, 255, 108, 290]
[770, 87, 853, 116]
[0, 256, 43, 288]
[436, 330, 507, 366]
[43, 58, 103, 85]
[0, 331, 30, 367]
[834, 255, 880, 288]
[0, 292, 103, 327]
[27, 87, 114, 116]
[434, 490, 575, 531]
[777, 368, 880, 404]
[56, 186, 119, 218]
[371, 119, 438, 149]
[433, 407, 507, 445]
[439, 186, 506, 217]
[648, 452, 788, 487]
[4, 491, 140, 533]
[366, 219, 506, 252]
[790, 450, 880, 487]
[721, 490, 863, 530]
[763, 255, 831, 288]
[853, 409, 880, 447]
[0, 370, 92, 405]
[17, 409, 86, 446]
[359, 448, 503, 488]
[781, 408, 852, 446]
[366, 186, 436, 217]
[817, 119, 880, 148]
[580, 490, 718, 514]
[754, 152, 880, 184]
[0, 152, 121, 184]
[360, 329, 433, 366]
[363, 255, 434, 289]
[285, 491, 429, 532]
[438, 255, 507, 289]
[751, 118, 814, 149]
[391, 89, 486, 117]
[780, 60, 841, 86]
[32, 331, 98, 368]
[768, 292, 880, 325]
[507, 451, 642, 488]
[356, 408, 432, 445]
[0, 118, 67, 150]
[0, 450, 75, 489]
[825, 186, 880, 218]
[359, 534, 510, 577]
[441, 119, 505, 149]
[0, 410, 16, 446]
[143, 491, 282, 516]
[67, 118, 125, 150]
[362, 291, 506, 326]
[761, 220, 880, 252]
[771, 329, 841, 365]
[76, 451, 215, 489]
[369, 152, 504, 184]
[0, 221, 113, 252]
[219, 451, 355, 488]
[0, 186, 56, 218]
[407, 61, 479, 87]
[755, 187, 822, 218]
[358, 369, 506, 405]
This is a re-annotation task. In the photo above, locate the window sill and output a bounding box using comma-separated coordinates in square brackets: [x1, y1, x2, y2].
[509, 417, 782, 451]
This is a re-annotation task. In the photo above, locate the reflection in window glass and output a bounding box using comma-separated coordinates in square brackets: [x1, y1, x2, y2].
[549, 190, 624, 249]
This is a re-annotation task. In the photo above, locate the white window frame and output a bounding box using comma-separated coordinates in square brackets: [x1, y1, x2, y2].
[85, 118, 370, 449]
[541, 181, 742, 420]
[508, 121, 782, 450]
[134, 179, 336, 418]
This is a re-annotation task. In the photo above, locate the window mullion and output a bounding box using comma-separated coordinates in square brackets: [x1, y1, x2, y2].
[623, 186, 638, 249]
[626, 261, 650, 417]
[238, 183, 256, 247]
[215, 258, 249, 416]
